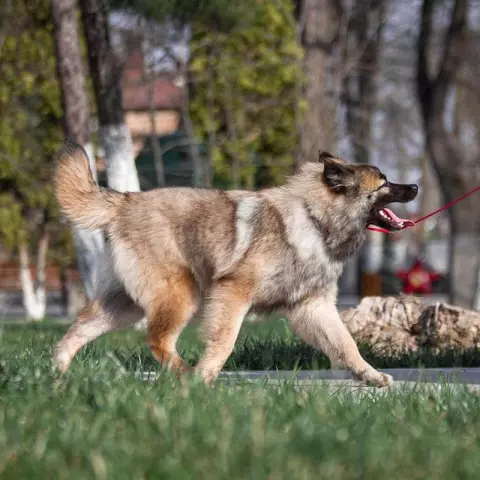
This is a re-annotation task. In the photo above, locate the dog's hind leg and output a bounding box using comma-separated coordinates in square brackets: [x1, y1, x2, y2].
[195, 278, 251, 384]
[287, 297, 393, 388]
[53, 288, 144, 373]
[146, 268, 199, 376]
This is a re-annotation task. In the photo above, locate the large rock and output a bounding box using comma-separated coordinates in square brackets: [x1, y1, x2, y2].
[340, 295, 480, 352]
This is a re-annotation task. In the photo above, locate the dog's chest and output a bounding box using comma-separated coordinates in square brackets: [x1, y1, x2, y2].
[256, 207, 343, 307]
[256, 250, 342, 310]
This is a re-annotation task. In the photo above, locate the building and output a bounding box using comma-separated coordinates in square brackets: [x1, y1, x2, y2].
[121, 50, 184, 157]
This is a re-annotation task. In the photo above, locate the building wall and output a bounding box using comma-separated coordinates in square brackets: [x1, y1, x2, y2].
[0, 261, 81, 292]
[125, 110, 180, 156]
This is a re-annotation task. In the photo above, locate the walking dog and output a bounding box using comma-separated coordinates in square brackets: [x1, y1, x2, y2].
[53, 141, 417, 387]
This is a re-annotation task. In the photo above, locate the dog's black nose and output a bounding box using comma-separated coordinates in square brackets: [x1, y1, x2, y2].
[407, 184, 419, 200]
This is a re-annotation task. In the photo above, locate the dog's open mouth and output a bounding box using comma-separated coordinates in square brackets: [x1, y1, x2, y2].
[368, 207, 415, 232]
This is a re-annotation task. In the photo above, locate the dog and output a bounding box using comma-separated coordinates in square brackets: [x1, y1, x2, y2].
[53, 141, 417, 387]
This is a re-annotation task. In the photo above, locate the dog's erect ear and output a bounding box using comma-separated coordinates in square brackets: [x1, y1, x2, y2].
[323, 157, 355, 192]
[318, 150, 335, 163]
[318, 150, 347, 165]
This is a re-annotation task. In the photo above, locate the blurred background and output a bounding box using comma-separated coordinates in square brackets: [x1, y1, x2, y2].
[0, 0, 479, 320]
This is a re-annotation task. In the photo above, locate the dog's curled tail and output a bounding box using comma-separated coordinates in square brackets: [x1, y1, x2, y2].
[55, 140, 122, 229]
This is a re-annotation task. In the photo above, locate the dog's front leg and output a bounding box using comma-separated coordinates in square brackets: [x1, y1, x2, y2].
[195, 278, 252, 384]
[287, 297, 393, 388]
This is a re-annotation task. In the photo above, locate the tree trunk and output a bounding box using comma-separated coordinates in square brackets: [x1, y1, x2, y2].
[51, 0, 105, 300]
[296, 0, 339, 166]
[100, 125, 140, 191]
[79, 0, 146, 328]
[344, 0, 384, 165]
[205, 46, 216, 188]
[341, 295, 480, 352]
[59, 265, 69, 317]
[225, 80, 241, 189]
[344, 0, 385, 294]
[474, 266, 480, 311]
[416, 0, 479, 308]
[0, 0, 12, 52]
[147, 77, 165, 188]
[35, 229, 49, 318]
[18, 231, 49, 321]
[181, 62, 203, 188]
[418, 152, 441, 245]
[448, 232, 480, 307]
[292, 1, 306, 172]
[79, 0, 140, 193]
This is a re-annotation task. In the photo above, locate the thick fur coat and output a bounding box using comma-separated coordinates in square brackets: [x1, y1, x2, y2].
[53, 141, 417, 387]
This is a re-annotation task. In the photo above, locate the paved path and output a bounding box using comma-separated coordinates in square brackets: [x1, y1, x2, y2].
[140, 368, 480, 391]
[219, 368, 480, 384]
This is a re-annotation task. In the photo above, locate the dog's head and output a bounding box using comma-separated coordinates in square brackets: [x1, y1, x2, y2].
[318, 151, 418, 231]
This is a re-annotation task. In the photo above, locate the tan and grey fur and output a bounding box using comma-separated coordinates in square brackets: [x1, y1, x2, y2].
[53, 142, 418, 387]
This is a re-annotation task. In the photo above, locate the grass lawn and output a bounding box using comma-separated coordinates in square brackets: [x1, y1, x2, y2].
[2, 316, 480, 372]
[1, 321, 480, 478]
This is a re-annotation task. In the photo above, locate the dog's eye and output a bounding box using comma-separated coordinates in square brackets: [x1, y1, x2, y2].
[377, 178, 389, 189]
[371, 181, 388, 194]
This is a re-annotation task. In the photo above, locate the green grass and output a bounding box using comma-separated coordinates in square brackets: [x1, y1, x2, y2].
[1, 325, 480, 479]
[2, 317, 480, 372]
[1, 321, 480, 478]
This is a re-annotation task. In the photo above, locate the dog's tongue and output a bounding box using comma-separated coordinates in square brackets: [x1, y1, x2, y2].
[382, 208, 415, 227]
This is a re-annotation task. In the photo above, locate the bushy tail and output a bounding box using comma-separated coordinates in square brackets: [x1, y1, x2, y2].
[54, 140, 121, 229]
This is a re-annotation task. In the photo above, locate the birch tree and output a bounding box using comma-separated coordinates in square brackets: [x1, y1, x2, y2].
[0, 0, 67, 320]
[79, 0, 140, 193]
[51, 0, 105, 300]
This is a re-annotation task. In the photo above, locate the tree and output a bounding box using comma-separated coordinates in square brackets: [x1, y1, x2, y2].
[344, 0, 385, 166]
[296, 0, 341, 167]
[110, 0, 262, 188]
[0, 0, 12, 52]
[51, 0, 105, 300]
[342, 0, 386, 292]
[416, 0, 479, 308]
[78, 0, 140, 192]
[112, 0, 259, 33]
[0, 0, 69, 320]
[189, 0, 302, 188]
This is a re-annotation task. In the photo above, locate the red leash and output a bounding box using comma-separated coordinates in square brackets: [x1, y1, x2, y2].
[367, 185, 480, 234]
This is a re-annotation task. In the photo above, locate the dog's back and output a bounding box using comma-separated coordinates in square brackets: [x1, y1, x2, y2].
[55, 142, 265, 303]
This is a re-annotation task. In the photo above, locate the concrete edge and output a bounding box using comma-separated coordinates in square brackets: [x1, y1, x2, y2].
[219, 368, 480, 384]
[138, 368, 480, 387]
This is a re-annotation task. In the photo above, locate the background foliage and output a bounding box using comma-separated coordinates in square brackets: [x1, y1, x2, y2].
[0, 0, 73, 263]
[189, 0, 302, 188]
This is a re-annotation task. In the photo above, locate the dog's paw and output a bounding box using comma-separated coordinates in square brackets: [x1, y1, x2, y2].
[370, 372, 393, 388]
[51, 350, 70, 374]
[172, 362, 194, 380]
[354, 369, 393, 388]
